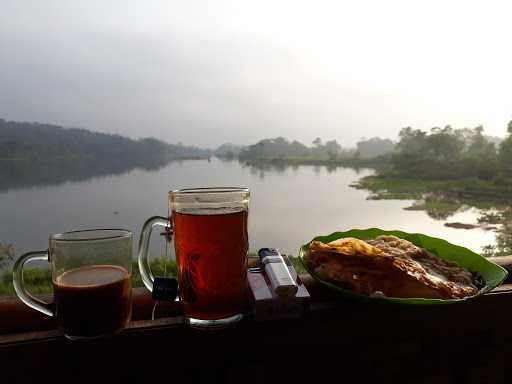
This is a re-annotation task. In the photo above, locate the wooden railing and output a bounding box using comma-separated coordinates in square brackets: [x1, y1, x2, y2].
[489, 256, 512, 278]
[1, 257, 512, 383]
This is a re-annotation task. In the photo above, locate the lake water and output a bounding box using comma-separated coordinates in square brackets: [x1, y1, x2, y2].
[0, 158, 497, 267]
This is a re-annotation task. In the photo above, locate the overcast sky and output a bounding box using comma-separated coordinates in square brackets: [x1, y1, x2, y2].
[1, 1, 511, 147]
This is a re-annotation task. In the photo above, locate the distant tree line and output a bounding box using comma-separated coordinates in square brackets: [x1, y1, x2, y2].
[0, 119, 210, 162]
[237, 136, 394, 162]
[213, 143, 245, 159]
[355, 137, 395, 159]
[231, 122, 512, 183]
[5, 118, 510, 184]
[391, 124, 509, 181]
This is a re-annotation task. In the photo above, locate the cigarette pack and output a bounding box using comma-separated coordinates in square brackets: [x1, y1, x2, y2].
[247, 256, 310, 321]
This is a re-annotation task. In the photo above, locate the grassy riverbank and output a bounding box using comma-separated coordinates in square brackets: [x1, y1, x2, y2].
[353, 176, 512, 203]
[352, 175, 512, 256]
[353, 176, 511, 218]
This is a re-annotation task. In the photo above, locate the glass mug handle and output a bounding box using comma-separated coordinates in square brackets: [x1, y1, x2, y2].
[13, 250, 54, 317]
[138, 216, 173, 293]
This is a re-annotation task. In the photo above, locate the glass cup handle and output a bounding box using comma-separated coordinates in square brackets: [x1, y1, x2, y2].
[12, 250, 54, 317]
[137, 216, 172, 293]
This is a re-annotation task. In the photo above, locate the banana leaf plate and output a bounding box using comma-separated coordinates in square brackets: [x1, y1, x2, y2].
[298, 228, 508, 305]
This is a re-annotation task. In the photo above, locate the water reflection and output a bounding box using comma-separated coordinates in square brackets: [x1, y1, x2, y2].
[0, 156, 175, 192]
[403, 199, 466, 221]
[239, 159, 367, 178]
[0, 157, 505, 267]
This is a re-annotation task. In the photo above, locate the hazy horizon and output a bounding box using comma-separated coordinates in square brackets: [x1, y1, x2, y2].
[1, 1, 511, 147]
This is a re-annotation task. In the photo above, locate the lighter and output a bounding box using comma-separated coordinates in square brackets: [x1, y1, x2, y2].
[258, 248, 298, 297]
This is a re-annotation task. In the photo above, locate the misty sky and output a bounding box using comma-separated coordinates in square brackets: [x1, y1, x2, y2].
[1, 1, 511, 147]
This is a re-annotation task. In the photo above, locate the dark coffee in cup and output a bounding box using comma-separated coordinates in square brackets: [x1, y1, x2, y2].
[53, 265, 132, 338]
[13, 229, 133, 339]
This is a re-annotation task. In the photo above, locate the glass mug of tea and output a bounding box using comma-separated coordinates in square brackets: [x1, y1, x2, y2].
[138, 187, 249, 328]
[13, 229, 133, 339]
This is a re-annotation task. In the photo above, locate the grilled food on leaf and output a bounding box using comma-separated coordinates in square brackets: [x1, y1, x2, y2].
[304, 235, 480, 299]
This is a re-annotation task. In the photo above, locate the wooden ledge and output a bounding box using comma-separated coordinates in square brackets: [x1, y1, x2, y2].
[3, 255, 511, 336]
[0, 287, 159, 334]
[2, 276, 512, 345]
[3, 275, 512, 383]
[489, 256, 512, 278]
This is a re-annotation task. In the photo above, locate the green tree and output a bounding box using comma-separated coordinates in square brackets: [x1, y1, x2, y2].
[391, 125, 499, 179]
[356, 137, 394, 159]
[324, 140, 342, 161]
[312, 137, 322, 147]
[499, 120, 512, 175]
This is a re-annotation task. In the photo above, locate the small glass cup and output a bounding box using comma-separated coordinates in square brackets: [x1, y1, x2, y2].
[138, 187, 250, 329]
[13, 229, 133, 339]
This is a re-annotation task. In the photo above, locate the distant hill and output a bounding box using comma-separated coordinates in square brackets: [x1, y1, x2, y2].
[0, 119, 211, 161]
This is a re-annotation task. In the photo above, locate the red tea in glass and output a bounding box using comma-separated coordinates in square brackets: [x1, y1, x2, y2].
[138, 187, 250, 328]
[173, 210, 248, 320]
